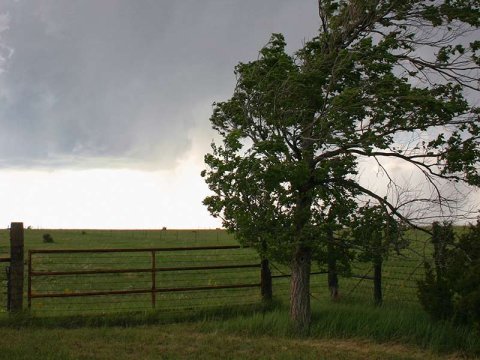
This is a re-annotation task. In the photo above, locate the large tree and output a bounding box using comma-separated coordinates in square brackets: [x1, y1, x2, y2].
[202, 0, 480, 331]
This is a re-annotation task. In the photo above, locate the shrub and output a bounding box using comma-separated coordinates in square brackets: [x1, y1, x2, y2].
[42, 233, 54, 243]
[418, 220, 480, 331]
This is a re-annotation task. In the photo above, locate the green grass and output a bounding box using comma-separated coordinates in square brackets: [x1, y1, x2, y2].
[192, 301, 479, 355]
[0, 322, 457, 360]
[0, 228, 478, 358]
[0, 228, 427, 316]
[0, 303, 476, 359]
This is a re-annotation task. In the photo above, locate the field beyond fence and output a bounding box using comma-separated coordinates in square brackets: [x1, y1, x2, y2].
[0, 227, 429, 318]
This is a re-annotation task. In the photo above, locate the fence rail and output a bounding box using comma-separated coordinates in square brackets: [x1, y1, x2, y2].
[28, 245, 246, 254]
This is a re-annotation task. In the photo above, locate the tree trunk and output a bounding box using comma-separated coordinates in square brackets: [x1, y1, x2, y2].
[290, 245, 312, 332]
[260, 259, 272, 302]
[373, 260, 382, 306]
[327, 226, 339, 300]
[290, 149, 315, 333]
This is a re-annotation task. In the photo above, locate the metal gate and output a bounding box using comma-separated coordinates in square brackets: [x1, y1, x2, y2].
[27, 245, 267, 315]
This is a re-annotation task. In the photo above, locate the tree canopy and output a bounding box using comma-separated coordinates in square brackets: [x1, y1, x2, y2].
[202, 0, 480, 330]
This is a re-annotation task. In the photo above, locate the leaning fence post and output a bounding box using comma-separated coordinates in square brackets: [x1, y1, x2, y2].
[260, 259, 272, 302]
[9, 222, 24, 312]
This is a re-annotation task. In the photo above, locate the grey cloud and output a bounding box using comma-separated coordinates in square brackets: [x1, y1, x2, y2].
[0, 0, 319, 169]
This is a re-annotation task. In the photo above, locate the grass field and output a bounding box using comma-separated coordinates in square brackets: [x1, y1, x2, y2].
[0, 320, 469, 360]
[0, 323, 462, 360]
[0, 228, 478, 358]
[2, 229, 263, 316]
[0, 228, 430, 315]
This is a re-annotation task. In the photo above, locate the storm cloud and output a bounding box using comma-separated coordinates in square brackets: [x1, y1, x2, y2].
[0, 1, 319, 169]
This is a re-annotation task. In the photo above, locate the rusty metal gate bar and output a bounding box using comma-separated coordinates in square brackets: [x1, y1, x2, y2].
[27, 245, 261, 310]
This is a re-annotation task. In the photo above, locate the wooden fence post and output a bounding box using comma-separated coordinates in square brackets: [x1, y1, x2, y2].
[260, 259, 272, 302]
[9, 222, 24, 312]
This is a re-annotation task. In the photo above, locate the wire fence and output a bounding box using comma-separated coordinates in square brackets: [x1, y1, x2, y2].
[266, 231, 428, 306]
[0, 228, 430, 316]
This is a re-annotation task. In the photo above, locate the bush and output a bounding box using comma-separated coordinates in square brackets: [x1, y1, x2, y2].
[42, 233, 54, 243]
[418, 220, 480, 331]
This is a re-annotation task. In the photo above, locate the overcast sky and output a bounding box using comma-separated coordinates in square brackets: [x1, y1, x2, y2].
[0, 1, 477, 229]
[0, 0, 321, 228]
[0, 0, 319, 169]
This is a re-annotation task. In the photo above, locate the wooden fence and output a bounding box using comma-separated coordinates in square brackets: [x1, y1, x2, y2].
[1, 222, 24, 313]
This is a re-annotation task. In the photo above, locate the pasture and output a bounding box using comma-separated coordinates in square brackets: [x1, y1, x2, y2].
[0, 228, 426, 316]
[0, 228, 478, 359]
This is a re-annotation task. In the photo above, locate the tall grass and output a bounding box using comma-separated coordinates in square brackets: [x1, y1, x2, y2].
[198, 301, 480, 355]
[1, 300, 477, 356]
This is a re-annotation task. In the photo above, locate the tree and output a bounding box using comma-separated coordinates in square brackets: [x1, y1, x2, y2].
[417, 221, 456, 320]
[418, 220, 480, 330]
[202, 0, 480, 331]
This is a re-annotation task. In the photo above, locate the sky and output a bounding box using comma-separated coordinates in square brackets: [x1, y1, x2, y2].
[0, 0, 321, 229]
[0, 1, 477, 229]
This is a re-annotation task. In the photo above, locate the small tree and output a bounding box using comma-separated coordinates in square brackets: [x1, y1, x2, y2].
[42, 233, 54, 243]
[450, 221, 480, 329]
[418, 220, 480, 329]
[417, 221, 455, 320]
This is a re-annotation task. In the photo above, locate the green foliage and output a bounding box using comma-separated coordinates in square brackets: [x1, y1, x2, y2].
[350, 205, 405, 264]
[417, 221, 455, 320]
[418, 220, 480, 330]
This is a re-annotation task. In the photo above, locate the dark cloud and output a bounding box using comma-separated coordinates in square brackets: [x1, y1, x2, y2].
[0, 0, 319, 169]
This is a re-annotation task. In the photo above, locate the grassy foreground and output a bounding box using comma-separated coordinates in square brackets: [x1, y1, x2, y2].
[0, 301, 478, 359]
[0, 322, 462, 360]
